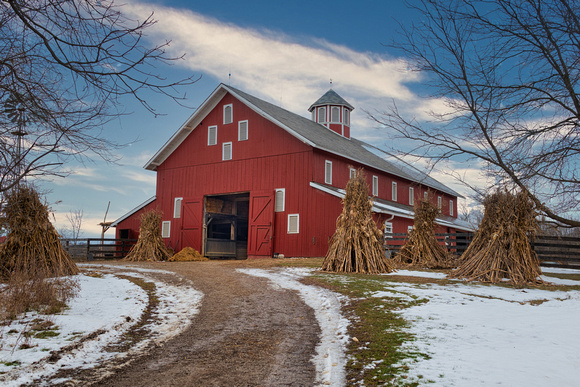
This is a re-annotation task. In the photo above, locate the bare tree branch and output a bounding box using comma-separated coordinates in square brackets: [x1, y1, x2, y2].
[374, 0, 580, 227]
[0, 0, 199, 192]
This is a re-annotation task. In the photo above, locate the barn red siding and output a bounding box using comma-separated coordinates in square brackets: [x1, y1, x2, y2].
[114, 200, 158, 240]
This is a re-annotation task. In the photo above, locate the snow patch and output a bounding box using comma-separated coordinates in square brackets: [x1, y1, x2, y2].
[0, 265, 203, 386]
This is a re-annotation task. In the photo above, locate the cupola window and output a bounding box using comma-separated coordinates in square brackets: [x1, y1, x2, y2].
[317, 107, 326, 123]
[331, 106, 340, 123]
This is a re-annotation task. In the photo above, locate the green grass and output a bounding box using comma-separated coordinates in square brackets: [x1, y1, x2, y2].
[33, 330, 60, 339]
[305, 272, 431, 386]
[1, 360, 21, 367]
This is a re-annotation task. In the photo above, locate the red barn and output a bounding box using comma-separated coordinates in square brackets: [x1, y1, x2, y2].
[112, 84, 472, 258]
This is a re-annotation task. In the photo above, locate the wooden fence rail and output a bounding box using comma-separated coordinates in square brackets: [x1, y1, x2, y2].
[385, 232, 474, 257]
[385, 233, 580, 269]
[61, 238, 137, 260]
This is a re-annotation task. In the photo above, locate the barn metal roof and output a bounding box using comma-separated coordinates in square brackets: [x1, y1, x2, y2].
[144, 83, 461, 198]
[310, 182, 474, 231]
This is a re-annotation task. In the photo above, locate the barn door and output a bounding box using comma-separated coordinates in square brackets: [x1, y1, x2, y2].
[181, 199, 203, 253]
[248, 190, 274, 257]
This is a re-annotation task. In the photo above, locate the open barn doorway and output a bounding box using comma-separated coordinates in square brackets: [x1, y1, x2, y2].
[204, 192, 249, 259]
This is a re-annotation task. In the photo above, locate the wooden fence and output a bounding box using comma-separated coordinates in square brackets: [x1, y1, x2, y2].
[533, 235, 580, 269]
[61, 238, 137, 260]
[385, 232, 580, 269]
[384, 233, 474, 258]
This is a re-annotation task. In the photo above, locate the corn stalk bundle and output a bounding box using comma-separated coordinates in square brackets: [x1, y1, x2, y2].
[0, 185, 78, 280]
[168, 247, 208, 262]
[321, 169, 394, 274]
[394, 195, 454, 269]
[124, 210, 172, 262]
[450, 190, 542, 285]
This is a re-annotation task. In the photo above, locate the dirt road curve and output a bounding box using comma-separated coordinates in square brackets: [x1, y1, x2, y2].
[90, 261, 320, 386]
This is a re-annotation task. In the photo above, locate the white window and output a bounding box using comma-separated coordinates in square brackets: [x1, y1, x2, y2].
[275, 189, 285, 212]
[344, 108, 350, 126]
[325, 160, 332, 184]
[208, 125, 217, 146]
[392, 182, 398, 202]
[238, 120, 248, 141]
[450, 200, 454, 216]
[223, 104, 233, 124]
[161, 221, 171, 238]
[384, 221, 393, 238]
[317, 107, 326, 123]
[223, 142, 232, 160]
[372, 176, 378, 196]
[173, 197, 183, 218]
[409, 187, 414, 206]
[407, 225, 414, 233]
[331, 106, 340, 122]
[424, 191, 428, 200]
[288, 214, 299, 234]
[349, 168, 356, 179]
[438, 196, 442, 209]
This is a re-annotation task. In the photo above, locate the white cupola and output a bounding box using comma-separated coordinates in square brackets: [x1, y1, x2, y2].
[308, 89, 354, 139]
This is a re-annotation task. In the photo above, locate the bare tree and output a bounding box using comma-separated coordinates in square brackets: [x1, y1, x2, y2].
[376, 0, 580, 227]
[65, 208, 83, 242]
[0, 0, 197, 192]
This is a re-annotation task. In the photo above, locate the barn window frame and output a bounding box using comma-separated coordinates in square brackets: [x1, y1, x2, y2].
[287, 214, 299, 234]
[325, 160, 332, 185]
[208, 125, 217, 146]
[238, 120, 248, 141]
[223, 104, 233, 124]
[384, 221, 393, 238]
[344, 108, 350, 126]
[317, 107, 326, 123]
[275, 188, 285, 212]
[438, 196, 442, 209]
[450, 199, 454, 216]
[331, 106, 340, 123]
[392, 182, 398, 202]
[161, 221, 171, 238]
[409, 187, 414, 206]
[173, 197, 183, 218]
[349, 168, 356, 179]
[223, 142, 233, 161]
[372, 175, 378, 196]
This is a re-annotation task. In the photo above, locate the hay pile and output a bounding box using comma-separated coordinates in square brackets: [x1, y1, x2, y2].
[393, 195, 454, 269]
[168, 247, 208, 262]
[450, 190, 542, 285]
[124, 210, 172, 262]
[0, 185, 78, 280]
[321, 169, 394, 274]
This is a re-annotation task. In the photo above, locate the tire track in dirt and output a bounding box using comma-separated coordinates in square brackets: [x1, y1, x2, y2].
[93, 261, 320, 386]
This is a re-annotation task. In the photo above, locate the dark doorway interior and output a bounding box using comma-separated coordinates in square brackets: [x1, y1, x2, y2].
[204, 192, 249, 259]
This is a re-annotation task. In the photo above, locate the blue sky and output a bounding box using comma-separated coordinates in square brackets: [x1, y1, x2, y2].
[42, 0, 484, 238]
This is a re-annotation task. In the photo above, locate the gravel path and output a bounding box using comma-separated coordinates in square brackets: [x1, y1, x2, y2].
[90, 261, 321, 386]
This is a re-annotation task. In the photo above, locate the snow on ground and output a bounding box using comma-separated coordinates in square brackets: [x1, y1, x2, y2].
[0, 265, 203, 386]
[238, 267, 350, 386]
[380, 275, 580, 385]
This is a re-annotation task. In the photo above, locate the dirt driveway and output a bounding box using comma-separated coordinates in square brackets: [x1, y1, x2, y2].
[73, 260, 322, 386]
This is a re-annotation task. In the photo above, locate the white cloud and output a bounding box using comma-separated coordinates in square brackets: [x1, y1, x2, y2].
[124, 2, 436, 129]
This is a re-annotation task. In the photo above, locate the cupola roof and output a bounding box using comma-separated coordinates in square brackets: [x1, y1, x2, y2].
[308, 89, 354, 111]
